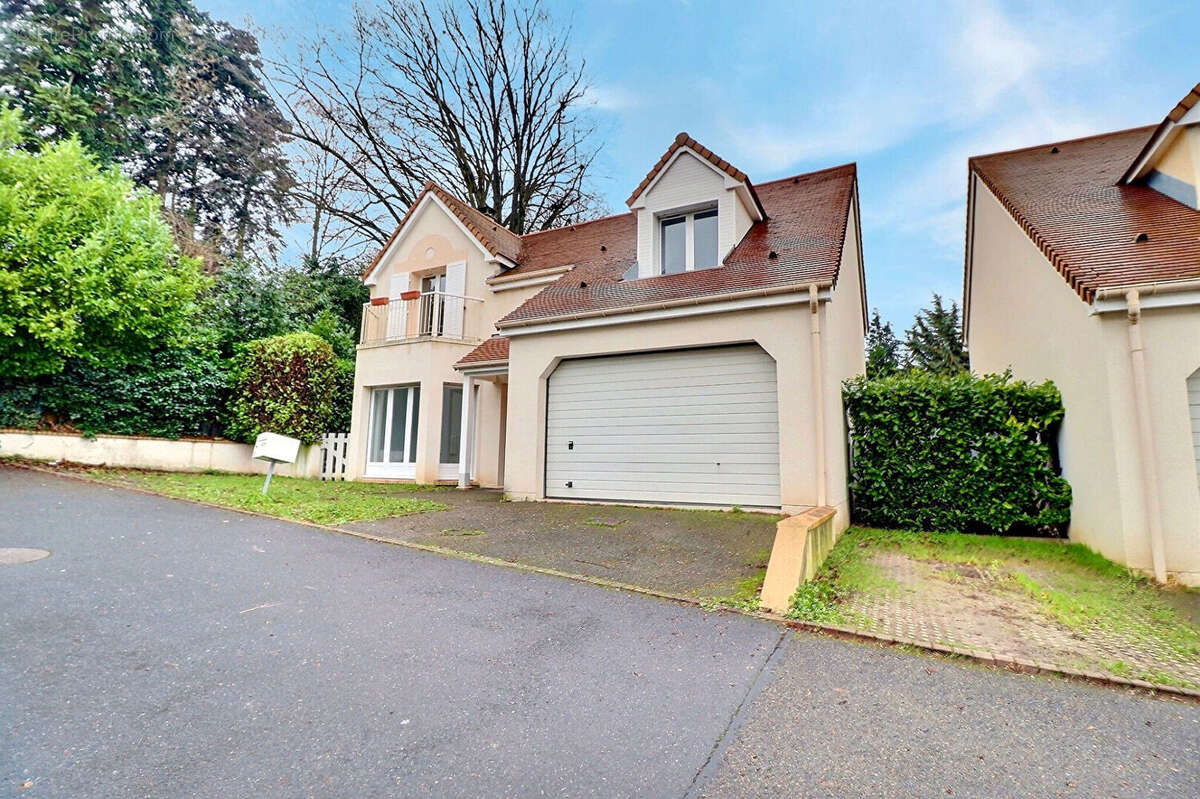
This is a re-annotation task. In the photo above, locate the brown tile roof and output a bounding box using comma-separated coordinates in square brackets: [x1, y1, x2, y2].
[455, 336, 509, 368]
[496, 163, 857, 327]
[362, 181, 522, 279]
[626, 132, 765, 217]
[970, 126, 1200, 302]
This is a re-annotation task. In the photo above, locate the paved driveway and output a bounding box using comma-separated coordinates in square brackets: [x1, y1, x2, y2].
[2, 467, 1197, 798]
[346, 488, 778, 599]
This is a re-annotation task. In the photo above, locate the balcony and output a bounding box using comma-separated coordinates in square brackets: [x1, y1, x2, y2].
[360, 292, 484, 346]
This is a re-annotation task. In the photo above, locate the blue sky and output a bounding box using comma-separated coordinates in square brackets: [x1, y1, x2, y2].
[200, 0, 1200, 329]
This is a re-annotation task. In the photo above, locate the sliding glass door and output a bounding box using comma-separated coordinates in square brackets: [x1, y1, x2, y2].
[365, 385, 420, 478]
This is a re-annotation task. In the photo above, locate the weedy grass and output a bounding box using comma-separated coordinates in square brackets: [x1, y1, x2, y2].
[787, 526, 1200, 687]
[84, 469, 448, 526]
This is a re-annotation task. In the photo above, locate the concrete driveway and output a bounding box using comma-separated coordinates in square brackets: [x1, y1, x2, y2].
[346, 488, 779, 599]
[2, 467, 1197, 798]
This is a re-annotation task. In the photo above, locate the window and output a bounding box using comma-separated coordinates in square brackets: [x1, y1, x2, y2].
[441, 384, 463, 464]
[693, 209, 718, 269]
[419, 272, 447, 336]
[659, 207, 719, 274]
[367, 386, 421, 465]
[661, 216, 687, 274]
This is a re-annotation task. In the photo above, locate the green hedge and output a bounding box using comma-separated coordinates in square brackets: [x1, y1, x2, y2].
[226, 332, 339, 445]
[843, 372, 1071, 535]
[0, 348, 230, 438]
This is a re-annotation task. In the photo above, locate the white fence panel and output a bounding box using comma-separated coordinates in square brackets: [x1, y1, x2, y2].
[321, 433, 349, 481]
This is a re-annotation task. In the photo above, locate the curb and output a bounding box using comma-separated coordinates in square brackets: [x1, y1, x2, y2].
[8, 459, 1199, 701]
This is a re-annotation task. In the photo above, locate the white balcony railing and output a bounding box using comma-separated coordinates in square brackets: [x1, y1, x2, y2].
[360, 292, 484, 345]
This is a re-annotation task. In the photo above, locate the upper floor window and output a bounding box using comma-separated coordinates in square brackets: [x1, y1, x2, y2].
[661, 207, 719, 275]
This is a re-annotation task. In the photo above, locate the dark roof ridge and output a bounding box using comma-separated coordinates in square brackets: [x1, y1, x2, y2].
[969, 125, 1157, 166]
[753, 162, 857, 189]
[517, 209, 635, 241]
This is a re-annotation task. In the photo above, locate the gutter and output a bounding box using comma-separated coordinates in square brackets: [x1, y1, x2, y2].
[497, 280, 835, 331]
[1092, 277, 1200, 310]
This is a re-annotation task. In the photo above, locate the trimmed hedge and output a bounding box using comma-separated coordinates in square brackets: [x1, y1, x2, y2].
[0, 348, 230, 438]
[226, 332, 339, 445]
[843, 371, 1071, 535]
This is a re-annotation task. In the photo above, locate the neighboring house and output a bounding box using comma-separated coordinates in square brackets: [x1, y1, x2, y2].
[964, 84, 1200, 585]
[350, 133, 867, 528]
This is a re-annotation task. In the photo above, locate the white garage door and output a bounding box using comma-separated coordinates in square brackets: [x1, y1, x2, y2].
[545, 345, 781, 508]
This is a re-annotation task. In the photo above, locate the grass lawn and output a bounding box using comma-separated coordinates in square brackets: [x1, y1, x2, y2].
[82, 468, 449, 526]
[789, 527, 1200, 688]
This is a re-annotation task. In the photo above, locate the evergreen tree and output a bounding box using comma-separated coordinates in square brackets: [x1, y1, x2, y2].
[865, 310, 903, 378]
[904, 293, 969, 375]
[0, 1, 185, 162]
[0, 0, 294, 259]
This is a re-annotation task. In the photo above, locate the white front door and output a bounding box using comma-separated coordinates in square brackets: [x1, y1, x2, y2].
[365, 385, 420, 478]
[544, 345, 781, 508]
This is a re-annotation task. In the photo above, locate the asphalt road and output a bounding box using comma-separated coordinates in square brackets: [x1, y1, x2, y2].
[2, 467, 1197, 798]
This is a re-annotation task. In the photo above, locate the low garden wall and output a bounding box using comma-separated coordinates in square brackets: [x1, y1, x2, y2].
[0, 429, 321, 478]
[760, 507, 838, 613]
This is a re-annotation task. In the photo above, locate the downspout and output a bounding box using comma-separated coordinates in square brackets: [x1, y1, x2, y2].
[1122, 289, 1167, 583]
[810, 283, 828, 507]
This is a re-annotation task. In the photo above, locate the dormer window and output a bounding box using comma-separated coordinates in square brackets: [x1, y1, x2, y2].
[628, 134, 765, 281]
[660, 207, 719, 275]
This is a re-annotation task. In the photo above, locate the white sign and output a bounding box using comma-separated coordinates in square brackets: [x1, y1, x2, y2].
[252, 432, 301, 464]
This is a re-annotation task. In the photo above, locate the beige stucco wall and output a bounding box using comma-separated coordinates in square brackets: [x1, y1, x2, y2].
[1153, 125, 1199, 188]
[967, 179, 1200, 583]
[503, 301, 853, 521]
[349, 200, 543, 484]
[0, 430, 322, 478]
[822, 197, 867, 530]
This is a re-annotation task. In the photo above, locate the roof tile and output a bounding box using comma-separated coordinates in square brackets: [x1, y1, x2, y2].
[362, 181, 522, 279]
[497, 164, 856, 327]
[970, 126, 1200, 301]
[455, 336, 509, 367]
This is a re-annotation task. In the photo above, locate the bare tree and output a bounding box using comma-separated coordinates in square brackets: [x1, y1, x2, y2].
[289, 114, 376, 264]
[268, 0, 601, 248]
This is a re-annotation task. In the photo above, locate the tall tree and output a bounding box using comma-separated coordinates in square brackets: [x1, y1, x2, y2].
[904, 293, 969, 375]
[0, 0, 182, 162]
[0, 0, 295, 262]
[290, 117, 373, 263]
[136, 13, 295, 262]
[269, 0, 601, 245]
[865, 310, 903, 378]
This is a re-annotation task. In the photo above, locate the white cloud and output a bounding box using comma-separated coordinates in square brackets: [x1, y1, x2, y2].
[580, 84, 641, 112]
[722, 0, 1127, 176]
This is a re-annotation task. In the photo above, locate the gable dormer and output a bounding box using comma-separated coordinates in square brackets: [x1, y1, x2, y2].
[1121, 83, 1200, 209]
[627, 133, 765, 279]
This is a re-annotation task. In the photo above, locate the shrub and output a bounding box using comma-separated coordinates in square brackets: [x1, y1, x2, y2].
[226, 333, 339, 445]
[0, 347, 231, 438]
[329, 358, 356, 433]
[843, 371, 1071, 535]
[0, 106, 206, 378]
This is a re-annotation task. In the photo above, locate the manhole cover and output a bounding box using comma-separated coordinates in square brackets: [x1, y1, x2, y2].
[0, 548, 50, 565]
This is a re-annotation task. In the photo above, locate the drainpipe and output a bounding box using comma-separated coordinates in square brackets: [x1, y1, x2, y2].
[1122, 289, 1167, 583]
[810, 283, 828, 508]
